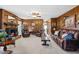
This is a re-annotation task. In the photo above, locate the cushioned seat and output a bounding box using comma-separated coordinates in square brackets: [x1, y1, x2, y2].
[63, 40, 79, 51]
[22, 32, 30, 37]
[52, 30, 79, 51]
[35, 32, 41, 37]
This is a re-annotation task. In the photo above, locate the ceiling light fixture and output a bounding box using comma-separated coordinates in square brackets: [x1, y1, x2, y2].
[32, 11, 41, 18]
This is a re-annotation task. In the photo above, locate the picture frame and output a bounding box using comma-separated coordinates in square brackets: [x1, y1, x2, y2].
[64, 15, 75, 28]
[76, 14, 79, 28]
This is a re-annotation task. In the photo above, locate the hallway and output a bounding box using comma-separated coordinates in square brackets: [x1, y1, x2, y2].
[3, 35, 78, 54]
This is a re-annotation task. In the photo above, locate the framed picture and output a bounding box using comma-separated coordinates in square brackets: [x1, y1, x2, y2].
[65, 15, 75, 28]
[76, 14, 79, 28]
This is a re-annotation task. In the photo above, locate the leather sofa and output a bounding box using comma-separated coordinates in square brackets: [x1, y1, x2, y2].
[32, 30, 42, 37]
[35, 31, 42, 37]
[52, 30, 79, 51]
[22, 30, 30, 37]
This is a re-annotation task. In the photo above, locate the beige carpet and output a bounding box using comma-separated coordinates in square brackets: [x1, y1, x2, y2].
[0, 35, 79, 54]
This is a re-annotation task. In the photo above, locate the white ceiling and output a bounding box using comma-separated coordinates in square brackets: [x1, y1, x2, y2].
[0, 5, 77, 20]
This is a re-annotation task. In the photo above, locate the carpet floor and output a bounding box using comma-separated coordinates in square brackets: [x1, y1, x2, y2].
[0, 35, 79, 54]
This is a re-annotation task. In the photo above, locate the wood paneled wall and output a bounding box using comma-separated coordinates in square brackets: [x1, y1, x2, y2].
[51, 18, 57, 27]
[51, 18, 57, 34]
[22, 19, 43, 32]
[56, 6, 79, 29]
[51, 6, 79, 34]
